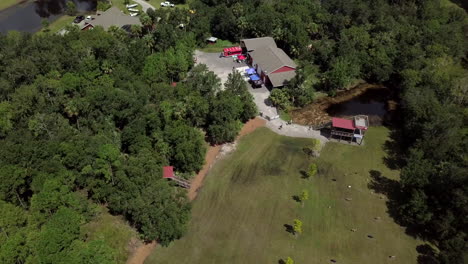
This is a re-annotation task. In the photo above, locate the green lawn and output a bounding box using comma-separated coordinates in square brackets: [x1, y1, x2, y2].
[0, 0, 19, 11]
[147, 0, 191, 10]
[113, 0, 144, 14]
[279, 109, 292, 122]
[147, 127, 421, 264]
[199, 39, 237, 53]
[45, 15, 75, 34]
[82, 207, 138, 264]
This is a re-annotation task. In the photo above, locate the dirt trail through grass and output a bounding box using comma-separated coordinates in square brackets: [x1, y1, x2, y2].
[146, 127, 421, 264]
[189, 117, 266, 200]
[126, 118, 266, 264]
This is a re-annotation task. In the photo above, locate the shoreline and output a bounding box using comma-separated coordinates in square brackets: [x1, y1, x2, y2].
[0, 0, 26, 12]
[291, 83, 388, 126]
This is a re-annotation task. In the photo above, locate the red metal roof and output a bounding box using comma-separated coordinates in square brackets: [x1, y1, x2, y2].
[332, 117, 356, 130]
[223, 46, 242, 52]
[163, 166, 174, 179]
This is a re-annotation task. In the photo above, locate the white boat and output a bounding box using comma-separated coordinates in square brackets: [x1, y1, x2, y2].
[128, 8, 139, 12]
[130, 12, 139, 17]
[126, 4, 138, 8]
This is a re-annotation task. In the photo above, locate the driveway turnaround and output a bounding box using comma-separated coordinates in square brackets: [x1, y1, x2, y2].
[133, 0, 155, 12]
[194, 50, 328, 143]
[194, 50, 245, 86]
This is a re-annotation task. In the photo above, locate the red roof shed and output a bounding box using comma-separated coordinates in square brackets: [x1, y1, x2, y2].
[163, 166, 174, 179]
[332, 117, 356, 130]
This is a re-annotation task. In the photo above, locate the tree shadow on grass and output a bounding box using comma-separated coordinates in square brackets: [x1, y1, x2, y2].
[278, 260, 286, 264]
[368, 170, 428, 239]
[292, 195, 300, 203]
[367, 170, 421, 238]
[383, 128, 406, 170]
[284, 224, 294, 234]
[299, 170, 309, 179]
[416, 244, 439, 264]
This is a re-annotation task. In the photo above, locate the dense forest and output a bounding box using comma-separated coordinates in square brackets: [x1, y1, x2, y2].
[0, 10, 256, 263]
[0, 0, 466, 263]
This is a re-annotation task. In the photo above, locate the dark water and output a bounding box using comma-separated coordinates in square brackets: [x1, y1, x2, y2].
[0, 0, 96, 33]
[326, 88, 391, 125]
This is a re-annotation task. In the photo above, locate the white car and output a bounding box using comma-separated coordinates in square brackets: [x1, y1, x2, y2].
[126, 4, 138, 8]
[160, 1, 175, 7]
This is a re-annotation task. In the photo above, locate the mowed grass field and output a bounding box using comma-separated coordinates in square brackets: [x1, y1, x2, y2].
[147, 127, 420, 264]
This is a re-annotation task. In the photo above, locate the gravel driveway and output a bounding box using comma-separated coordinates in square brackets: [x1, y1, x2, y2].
[194, 50, 246, 86]
[194, 50, 328, 144]
[133, 0, 155, 12]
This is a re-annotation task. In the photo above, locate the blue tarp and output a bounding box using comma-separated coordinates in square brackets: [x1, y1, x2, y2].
[246, 68, 256, 75]
[249, 74, 260, 81]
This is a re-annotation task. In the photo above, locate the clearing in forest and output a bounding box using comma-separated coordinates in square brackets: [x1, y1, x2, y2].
[146, 127, 421, 264]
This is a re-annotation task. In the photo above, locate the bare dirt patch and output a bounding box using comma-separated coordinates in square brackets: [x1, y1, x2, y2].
[126, 241, 156, 264]
[126, 118, 266, 264]
[188, 117, 266, 200]
[291, 83, 386, 126]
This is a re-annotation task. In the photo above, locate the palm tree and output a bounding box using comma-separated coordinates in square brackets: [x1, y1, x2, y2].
[143, 34, 155, 52]
[140, 14, 153, 32]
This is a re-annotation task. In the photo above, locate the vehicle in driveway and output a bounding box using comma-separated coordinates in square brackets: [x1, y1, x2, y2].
[161, 1, 175, 7]
[249, 74, 263, 88]
[73, 15, 84, 24]
[221, 46, 243, 57]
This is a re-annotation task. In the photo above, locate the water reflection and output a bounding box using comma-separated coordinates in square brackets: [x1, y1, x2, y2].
[326, 88, 390, 125]
[35, 0, 96, 17]
[0, 0, 96, 33]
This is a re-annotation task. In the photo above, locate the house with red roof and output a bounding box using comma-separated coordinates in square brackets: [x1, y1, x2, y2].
[240, 37, 296, 88]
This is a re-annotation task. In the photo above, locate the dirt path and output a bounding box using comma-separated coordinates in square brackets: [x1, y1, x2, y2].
[187, 145, 222, 200]
[126, 241, 156, 264]
[188, 117, 266, 200]
[126, 118, 266, 264]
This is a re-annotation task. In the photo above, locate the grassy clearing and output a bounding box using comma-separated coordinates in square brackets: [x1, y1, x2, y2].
[0, 0, 19, 11]
[41, 15, 75, 34]
[112, 0, 144, 14]
[147, 127, 421, 264]
[279, 109, 292, 122]
[82, 207, 138, 264]
[146, 0, 191, 10]
[199, 39, 236, 53]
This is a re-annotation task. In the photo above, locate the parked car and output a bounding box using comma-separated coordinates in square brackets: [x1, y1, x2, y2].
[161, 1, 175, 7]
[73, 15, 84, 24]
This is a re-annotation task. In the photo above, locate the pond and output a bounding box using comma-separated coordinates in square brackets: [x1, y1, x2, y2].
[326, 88, 392, 126]
[0, 0, 96, 34]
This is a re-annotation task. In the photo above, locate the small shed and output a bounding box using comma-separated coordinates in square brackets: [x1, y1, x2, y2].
[163, 166, 174, 179]
[162, 166, 190, 188]
[206, 36, 218, 44]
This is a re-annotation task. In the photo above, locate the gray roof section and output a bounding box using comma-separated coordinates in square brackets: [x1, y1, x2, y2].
[249, 46, 297, 73]
[268, 71, 296, 87]
[241, 37, 276, 51]
[87, 7, 141, 30]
